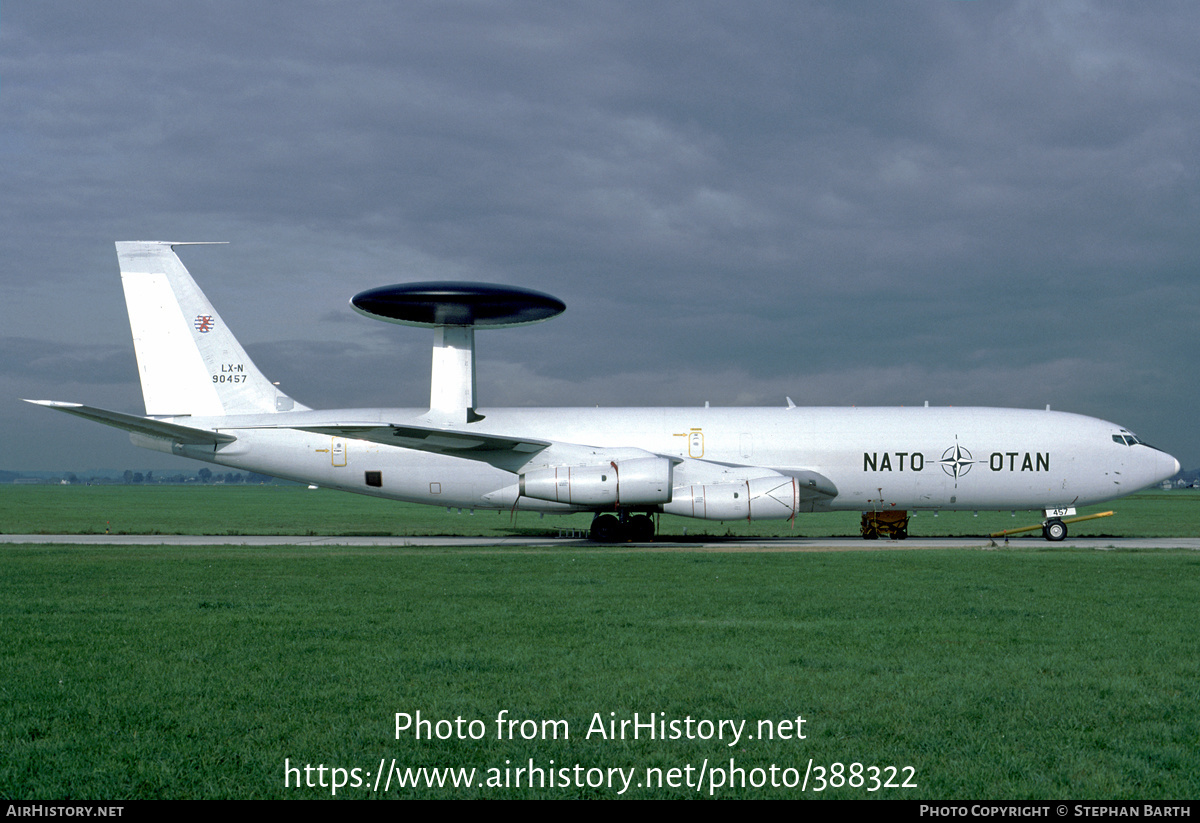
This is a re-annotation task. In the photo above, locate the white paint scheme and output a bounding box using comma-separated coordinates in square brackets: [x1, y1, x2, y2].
[116, 242, 302, 417]
[29, 243, 1180, 535]
[427, 325, 476, 426]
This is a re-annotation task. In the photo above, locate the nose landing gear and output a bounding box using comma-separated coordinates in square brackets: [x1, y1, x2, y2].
[990, 510, 1113, 541]
[1042, 518, 1067, 541]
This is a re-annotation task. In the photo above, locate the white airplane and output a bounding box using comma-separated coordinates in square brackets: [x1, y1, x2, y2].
[29, 241, 1180, 542]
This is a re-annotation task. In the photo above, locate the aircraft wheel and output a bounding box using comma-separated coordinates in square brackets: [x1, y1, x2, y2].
[590, 514, 621, 543]
[626, 514, 655, 542]
[1043, 519, 1067, 542]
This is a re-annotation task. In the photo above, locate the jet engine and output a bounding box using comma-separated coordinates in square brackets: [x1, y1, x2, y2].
[663, 476, 803, 521]
[519, 456, 674, 506]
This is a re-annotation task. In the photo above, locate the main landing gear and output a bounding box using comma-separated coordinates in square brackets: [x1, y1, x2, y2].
[589, 512, 656, 543]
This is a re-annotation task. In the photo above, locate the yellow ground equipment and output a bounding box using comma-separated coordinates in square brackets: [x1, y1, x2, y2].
[990, 510, 1114, 541]
[861, 510, 909, 540]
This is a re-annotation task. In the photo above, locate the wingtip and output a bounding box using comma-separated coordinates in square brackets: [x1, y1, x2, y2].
[23, 399, 77, 407]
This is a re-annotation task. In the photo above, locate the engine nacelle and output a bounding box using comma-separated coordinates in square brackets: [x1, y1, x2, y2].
[663, 476, 801, 521]
[520, 456, 673, 506]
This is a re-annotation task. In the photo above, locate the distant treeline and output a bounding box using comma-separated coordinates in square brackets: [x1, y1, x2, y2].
[3, 469, 287, 486]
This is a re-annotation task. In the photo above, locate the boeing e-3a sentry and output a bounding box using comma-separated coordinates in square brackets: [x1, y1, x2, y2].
[29, 242, 1180, 542]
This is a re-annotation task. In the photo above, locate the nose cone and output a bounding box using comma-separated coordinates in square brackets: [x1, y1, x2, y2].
[1153, 449, 1181, 485]
[1126, 443, 1181, 493]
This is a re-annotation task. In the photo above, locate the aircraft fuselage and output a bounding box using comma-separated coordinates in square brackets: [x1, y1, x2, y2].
[147, 405, 1178, 516]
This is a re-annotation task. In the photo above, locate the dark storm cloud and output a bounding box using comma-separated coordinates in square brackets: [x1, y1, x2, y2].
[0, 337, 134, 384]
[2, 2, 1198, 469]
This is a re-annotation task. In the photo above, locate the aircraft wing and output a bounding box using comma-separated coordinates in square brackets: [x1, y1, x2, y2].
[294, 422, 836, 501]
[25, 400, 237, 446]
[776, 469, 839, 499]
[296, 423, 551, 456]
[293, 421, 675, 476]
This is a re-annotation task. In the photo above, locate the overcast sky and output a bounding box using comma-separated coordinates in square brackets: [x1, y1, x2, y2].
[3, 1, 1198, 473]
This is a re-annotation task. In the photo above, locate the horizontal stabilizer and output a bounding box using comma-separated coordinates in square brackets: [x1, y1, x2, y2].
[25, 400, 236, 446]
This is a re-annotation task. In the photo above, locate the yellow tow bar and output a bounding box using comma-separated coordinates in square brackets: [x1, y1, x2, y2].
[990, 510, 1114, 538]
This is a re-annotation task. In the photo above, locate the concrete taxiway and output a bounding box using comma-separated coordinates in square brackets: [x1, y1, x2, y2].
[2, 534, 1198, 551]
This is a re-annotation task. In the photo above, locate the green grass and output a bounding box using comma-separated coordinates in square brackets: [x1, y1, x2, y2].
[3, 485, 1199, 538]
[1, 544, 1198, 799]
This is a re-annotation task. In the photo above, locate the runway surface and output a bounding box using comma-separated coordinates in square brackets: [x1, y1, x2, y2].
[3, 534, 1199, 551]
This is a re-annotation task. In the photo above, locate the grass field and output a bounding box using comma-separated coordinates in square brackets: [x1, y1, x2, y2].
[1, 486, 1198, 799]
[4, 484, 1200, 538]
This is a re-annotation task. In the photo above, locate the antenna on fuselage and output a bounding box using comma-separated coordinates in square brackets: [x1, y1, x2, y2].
[349, 282, 566, 426]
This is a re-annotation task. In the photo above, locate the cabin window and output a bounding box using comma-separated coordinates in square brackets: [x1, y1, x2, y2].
[365, 471, 382, 487]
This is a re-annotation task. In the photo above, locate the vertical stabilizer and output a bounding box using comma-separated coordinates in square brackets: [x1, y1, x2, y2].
[116, 242, 303, 417]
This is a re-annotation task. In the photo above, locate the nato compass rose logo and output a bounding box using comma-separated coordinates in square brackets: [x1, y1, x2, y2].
[939, 443, 977, 484]
[194, 315, 215, 333]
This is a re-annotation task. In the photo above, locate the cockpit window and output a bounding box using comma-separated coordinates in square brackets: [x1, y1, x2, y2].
[1112, 433, 1153, 448]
